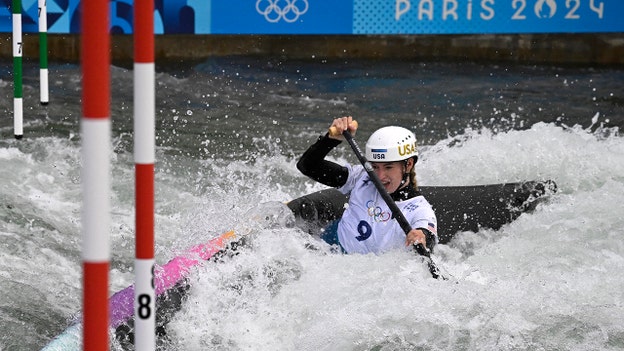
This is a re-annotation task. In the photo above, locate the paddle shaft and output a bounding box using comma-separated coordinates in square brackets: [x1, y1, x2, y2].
[339, 129, 443, 279]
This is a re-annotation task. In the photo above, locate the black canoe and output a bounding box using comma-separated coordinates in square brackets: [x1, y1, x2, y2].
[288, 180, 558, 244]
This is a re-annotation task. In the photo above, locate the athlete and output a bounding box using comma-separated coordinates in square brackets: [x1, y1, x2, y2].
[297, 116, 438, 254]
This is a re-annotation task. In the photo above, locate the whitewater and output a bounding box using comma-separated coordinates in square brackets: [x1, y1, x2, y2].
[0, 58, 623, 350]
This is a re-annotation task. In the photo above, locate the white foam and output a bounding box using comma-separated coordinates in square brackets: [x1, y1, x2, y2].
[160, 122, 624, 350]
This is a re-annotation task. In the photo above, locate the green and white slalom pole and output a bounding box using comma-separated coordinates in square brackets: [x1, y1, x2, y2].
[38, 0, 49, 105]
[12, 0, 23, 139]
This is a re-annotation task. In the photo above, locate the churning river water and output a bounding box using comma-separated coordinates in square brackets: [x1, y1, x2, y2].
[1, 57, 623, 350]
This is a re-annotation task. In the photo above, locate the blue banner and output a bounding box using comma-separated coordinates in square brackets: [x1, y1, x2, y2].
[353, 0, 624, 34]
[1, 0, 623, 34]
[210, 1, 353, 34]
[1, 0, 80, 33]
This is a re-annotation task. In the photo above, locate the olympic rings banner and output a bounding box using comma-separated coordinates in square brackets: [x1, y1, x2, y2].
[1, 0, 623, 34]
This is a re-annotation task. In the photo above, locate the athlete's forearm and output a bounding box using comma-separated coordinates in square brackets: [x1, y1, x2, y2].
[297, 133, 349, 188]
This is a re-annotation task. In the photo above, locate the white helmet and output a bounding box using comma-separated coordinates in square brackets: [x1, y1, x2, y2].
[365, 126, 418, 162]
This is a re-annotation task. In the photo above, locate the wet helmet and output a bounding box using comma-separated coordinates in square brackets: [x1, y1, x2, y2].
[365, 126, 418, 163]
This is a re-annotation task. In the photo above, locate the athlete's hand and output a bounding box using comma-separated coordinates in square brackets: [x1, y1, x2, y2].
[328, 116, 357, 140]
[406, 228, 427, 250]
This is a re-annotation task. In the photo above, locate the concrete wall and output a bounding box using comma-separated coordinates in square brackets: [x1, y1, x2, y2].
[2, 33, 623, 66]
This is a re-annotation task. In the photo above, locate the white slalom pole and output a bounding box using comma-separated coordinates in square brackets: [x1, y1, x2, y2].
[133, 0, 156, 348]
[38, 0, 49, 105]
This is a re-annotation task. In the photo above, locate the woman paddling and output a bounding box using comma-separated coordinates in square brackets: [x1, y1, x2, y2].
[297, 116, 438, 254]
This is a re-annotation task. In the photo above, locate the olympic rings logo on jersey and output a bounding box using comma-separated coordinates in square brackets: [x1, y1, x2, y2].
[256, 0, 309, 23]
[366, 200, 391, 222]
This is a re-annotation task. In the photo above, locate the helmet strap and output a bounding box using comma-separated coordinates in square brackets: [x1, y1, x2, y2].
[399, 160, 411, 187]
[399, 157, 416, 188]
[400, 173, 409, 187]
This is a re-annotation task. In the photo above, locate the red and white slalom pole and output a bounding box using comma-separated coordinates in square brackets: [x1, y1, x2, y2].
[133, 0, 156, 349]
[81, 0, 110, 350]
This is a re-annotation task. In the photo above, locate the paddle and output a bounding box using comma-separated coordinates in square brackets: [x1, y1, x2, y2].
[330, 124, 445, 280]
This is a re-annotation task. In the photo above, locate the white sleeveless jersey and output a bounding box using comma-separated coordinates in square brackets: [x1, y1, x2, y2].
[336, 164, 438, 255]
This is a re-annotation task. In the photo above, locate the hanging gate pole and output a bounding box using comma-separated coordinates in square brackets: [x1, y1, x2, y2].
[133, 0, 156, 349]
[12, 0, 23, 139]
[81, 0, 111, 349]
